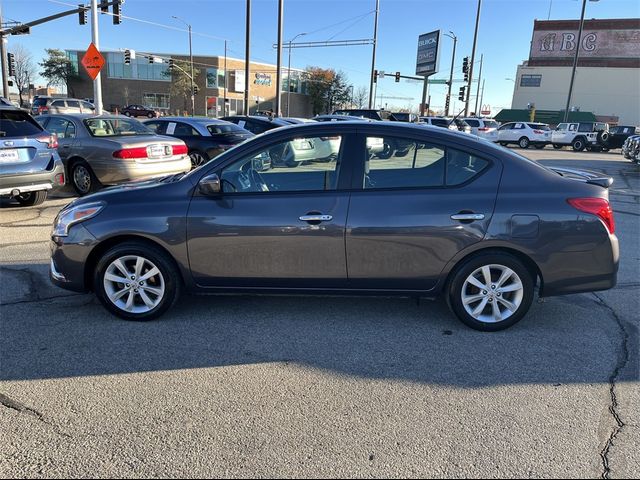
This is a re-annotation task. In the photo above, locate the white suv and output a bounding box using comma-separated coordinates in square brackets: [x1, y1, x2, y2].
[463, 118, 500, 142]
[551, 122, 609, 152]
[419, 117, 458, 131]
[497, 122, 552, 149]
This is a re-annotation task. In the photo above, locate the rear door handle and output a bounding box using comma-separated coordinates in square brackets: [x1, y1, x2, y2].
[450, 213, 485, 221]
[299, 214, 332, 222]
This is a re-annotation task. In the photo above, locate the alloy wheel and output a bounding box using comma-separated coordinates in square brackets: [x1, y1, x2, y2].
[189, 151, 207, 168]
[103, 255, 166, 314]
[460, 264, 524, 323]
[73, 164, 92, 194]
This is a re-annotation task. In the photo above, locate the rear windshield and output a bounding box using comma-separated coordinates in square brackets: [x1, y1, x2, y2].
[528, 123, 550, 130]
[430, 119, 449, 127]
[32, 98, 49, 107]
[483, 120, 499, 128]
[84, 118, 151, 137]
[207, 123, 248, 135]
[0, 110, 44, 137]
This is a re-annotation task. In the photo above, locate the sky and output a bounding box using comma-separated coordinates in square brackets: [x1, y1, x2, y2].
[2, 0, 639, 114]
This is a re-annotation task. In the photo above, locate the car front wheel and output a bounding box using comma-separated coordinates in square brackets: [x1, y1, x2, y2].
[448, 253, 535, 331]
[94, 242, 181, 321]
[572, 138, 586, 152]
[518, 137, 530, 149]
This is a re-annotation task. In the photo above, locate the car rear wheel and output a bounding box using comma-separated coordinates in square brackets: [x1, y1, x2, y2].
[518, 137, 530, 149]
[553, 144, 563, 149]
[94, 242, 181, 321]
[499, 142, 508, 147]
[147, 112, 154, 118]
[71, 160, 100, 196]
[572, 138, 586, 152]
[15, 190, 48, 207]
[534, 144, 545, 149]
[448, 253, 535, 331]
[188, 150, 208, 169]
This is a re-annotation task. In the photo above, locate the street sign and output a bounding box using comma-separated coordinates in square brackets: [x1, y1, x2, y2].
[416, 30, 441, 76]
[81, 43, 105, 81]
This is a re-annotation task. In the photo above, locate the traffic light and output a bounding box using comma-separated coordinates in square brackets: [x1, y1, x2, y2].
[123, 49, 131, 65]
[462, 56, 469, 74]
[113, 0, 122, 25]
[458, 86, 466, 102]
[78, 4, 87, 25]
[148, 55, 155, 64]
[444, 95, 450, 113]
[100, 0, 109, 13]
[168, 59, 175, 71]
[373, 69, 378, 83]
[395, 71, 401, 82]
[7, 53, 16, 77]
[193, 85, 199, 95]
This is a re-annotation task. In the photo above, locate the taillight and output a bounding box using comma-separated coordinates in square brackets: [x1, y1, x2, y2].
[172, 144, 188, 155]
[36, 134, 58, 149]
[567, 197, 615, 234]
[38, 106, 48, 113]
[113, 147, 148, 159]
[478, 127, 490, 131]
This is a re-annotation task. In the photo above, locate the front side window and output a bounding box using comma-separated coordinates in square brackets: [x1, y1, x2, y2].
[220, 136, 344, 193]
[578, 123, 593, 132]
[67, 100, 80, 108]
[498, 123, 512, 131]
[144, 121, 166, 134]
[363, 136, 489, 189]
[51, 100, 66, 107]
[174, 122, 200, 136]
[556, 123, 568, 131]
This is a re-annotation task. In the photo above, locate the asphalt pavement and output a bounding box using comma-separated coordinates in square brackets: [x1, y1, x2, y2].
[0, 147, 638, 478]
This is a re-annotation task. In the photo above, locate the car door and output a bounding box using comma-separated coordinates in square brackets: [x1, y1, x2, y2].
[42, 116, 77, 161]
[345, 130, 502, 290]
[186, 128, 358, 288]
[498, 123, 513, 141]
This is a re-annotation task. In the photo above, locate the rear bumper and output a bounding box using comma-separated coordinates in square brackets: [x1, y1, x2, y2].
[0, 159, 65, 196]
[91, 156, 192, 184]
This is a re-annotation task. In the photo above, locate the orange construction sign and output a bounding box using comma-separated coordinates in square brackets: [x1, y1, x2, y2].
[81, 43, 105, 81]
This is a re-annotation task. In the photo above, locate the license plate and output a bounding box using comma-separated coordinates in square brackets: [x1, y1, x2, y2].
[147, 144, 168, 158]
[0, 149, 21, 163]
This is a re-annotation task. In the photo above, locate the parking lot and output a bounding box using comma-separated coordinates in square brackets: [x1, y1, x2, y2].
[0, 148, 638, 477]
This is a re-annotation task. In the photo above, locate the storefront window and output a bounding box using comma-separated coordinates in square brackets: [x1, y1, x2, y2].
[142, 93, 170, 110]
[206, 68, 226, 89]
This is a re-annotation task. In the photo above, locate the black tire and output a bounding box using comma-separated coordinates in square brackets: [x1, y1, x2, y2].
[71, 160, 100, 196]
[499, 142, 508, 147]
[534, 144, 545, 149]
[94, 241, 182, 321]
[15, 190, 48, 206]
[518, 137, 530, 149]
[147, 112, 154, 118]
[553, 144, 563, 150]
[572, 137, 586, 152]
[188, 150, 209, 169]
[448, 252, 535, 332]
[602, 147, 610, 152]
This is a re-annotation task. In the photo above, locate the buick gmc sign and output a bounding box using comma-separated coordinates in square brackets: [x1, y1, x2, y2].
[416, 30, 441, 76]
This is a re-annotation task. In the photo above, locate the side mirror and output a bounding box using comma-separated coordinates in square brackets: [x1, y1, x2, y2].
[198, 173, 221, 196]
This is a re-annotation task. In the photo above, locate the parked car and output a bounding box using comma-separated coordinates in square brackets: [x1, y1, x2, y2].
[332, 109, 397, 121]
[314, 114, 373, 122]
[143, 117, 254, 168]
[419, 116, 459, 131]
[37, 114, 191, 195]
[32, 97, 96, 116]
[0, 104, 65, 206]
[463, 118, 500, 143]
[622, 134, 640, 160]
[390, 112, 420, 123]
[451, 118, 472, 134]
[602, 125, 638, 150]
[497, 122, 551, 149]
[551, 122, 608, 151]
[279, 117, 317, 124]
[50, 122, 618, 331]
[221, 115, 290, 135]
[121, 104, 158, 118]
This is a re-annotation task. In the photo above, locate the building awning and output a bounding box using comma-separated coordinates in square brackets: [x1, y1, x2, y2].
[494, 109, 597, 125]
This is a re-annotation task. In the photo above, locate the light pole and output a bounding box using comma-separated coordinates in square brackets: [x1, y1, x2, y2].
[444, 31, 457, 117]
[286, 32, 306, 116]
[465, 0, 482, 116]
[368, 0, 380, 109]
[172, 16, 195, 116]
[349, 85, 354, 107]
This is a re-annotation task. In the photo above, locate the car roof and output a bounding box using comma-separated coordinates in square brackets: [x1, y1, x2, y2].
[149, 116, 232, 125]
[40, 113, 133, 120]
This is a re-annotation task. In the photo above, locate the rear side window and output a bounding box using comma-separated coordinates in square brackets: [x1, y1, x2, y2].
[51, 100, 66, 107]
[578, 123, 593, 132]
[363, 135, 489, 189]
[145, 121, 166, 134]
[483, 120, 499, 128]
[431, 119, 449, 127]
[67, 100, 80, 108]
[466, 119, 480, 127]
[0, 110, 44, 137]
[207, 123, 246, 135]
[528, 123, 550, 130]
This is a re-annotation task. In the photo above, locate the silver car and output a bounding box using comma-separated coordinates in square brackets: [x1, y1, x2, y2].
[38, 114, 191, 195]
[32, 97, 96, 116]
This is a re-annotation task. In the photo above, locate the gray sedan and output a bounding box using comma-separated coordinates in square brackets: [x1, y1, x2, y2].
[38, 114, 191, 195]
[49, 122, 618, 331]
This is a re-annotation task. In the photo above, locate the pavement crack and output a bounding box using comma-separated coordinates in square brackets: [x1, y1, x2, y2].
[592, 292, 630, 480]
[0, 392, 71, 438]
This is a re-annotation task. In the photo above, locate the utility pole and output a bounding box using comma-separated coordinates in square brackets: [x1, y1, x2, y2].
[275, 0, 283, 116]
[479, 78, 485, 115]
[444, 31, 457, 116]
[474, 53, 483, 116]
[90, 0, 103, 114]
[244, 0, 250, 115]
[420, 77, 429, 116]
[368, 0, 379, 108]
[223, 40, 227, 117]
[465, 0, 482, 116]
[0, 5, 9, 99]
[172, 16, 194, 116]
[563, 0, 588, 123]
[286, 32, 306, 116]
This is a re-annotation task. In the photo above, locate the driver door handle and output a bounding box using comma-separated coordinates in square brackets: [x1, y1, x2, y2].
[299, 214, 332, 222]
[450, 213, 485, 221]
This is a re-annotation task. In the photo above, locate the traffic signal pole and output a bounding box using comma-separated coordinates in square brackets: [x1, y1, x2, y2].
[0, 5, 9, 99]
[244, 0, 250, 115]
[420, 77, 429, 116]
[368, 0, 379, 109]
[474, 53, 483, 116]
[90, 0, 103, 114]
[465, 0, 482, 116]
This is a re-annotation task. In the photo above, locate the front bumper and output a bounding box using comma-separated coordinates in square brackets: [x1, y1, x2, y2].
[91, 155, 192, 185]
[0, 159, 65, 196]
[50, 223, 98, 293]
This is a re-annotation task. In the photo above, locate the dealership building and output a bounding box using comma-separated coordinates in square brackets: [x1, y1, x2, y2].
[66, 50, 313, 117]
[510, 18, 640, 126]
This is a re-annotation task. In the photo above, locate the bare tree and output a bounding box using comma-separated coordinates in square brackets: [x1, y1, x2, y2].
[11, 45, 37, 107]
[353, 86, 368, 109]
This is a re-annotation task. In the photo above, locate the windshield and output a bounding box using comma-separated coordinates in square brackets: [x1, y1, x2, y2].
[33, 98, 49, 107]
[483, 120, 499, 128]
[207, 123, 249, 135]
[84, 118, 152, 137]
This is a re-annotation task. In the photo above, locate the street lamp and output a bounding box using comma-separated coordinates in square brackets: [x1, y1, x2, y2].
[172, 15, 195, 116]
[443, 31, 457, 117]
[286, 32, 306, 116]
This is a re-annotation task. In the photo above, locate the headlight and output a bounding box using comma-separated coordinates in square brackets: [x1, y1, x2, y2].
[53, 201, 105, 237]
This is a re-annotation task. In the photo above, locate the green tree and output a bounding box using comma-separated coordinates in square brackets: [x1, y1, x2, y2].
[39, 48, 79, 97]
[163, 59, 201, 114]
